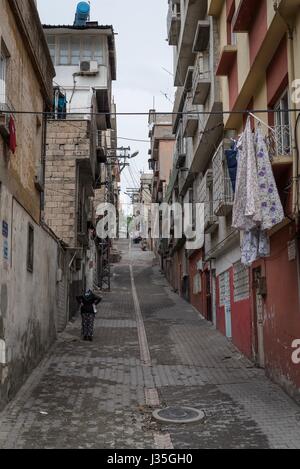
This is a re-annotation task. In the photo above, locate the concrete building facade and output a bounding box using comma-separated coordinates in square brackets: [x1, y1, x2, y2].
[148, 110, 175, 264]
[43, 9, 117, 313]
[163, 0, 300, 403]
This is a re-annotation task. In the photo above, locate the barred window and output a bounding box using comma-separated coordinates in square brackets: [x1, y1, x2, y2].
[233, 262, 250, 302]
[219, 270, 230, 306]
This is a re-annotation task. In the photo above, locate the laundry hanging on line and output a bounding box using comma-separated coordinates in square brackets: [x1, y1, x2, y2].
[225, 142, 238, 193]
[231, 117, 284, 266]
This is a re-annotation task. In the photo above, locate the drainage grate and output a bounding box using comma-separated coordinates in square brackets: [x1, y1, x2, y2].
[152, 406, 205, 424]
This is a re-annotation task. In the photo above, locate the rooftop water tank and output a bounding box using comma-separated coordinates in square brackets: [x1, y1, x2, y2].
[74, 2, 90, 26]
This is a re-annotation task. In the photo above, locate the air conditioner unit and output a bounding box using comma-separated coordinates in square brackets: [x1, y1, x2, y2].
[80, 60, 99, 75]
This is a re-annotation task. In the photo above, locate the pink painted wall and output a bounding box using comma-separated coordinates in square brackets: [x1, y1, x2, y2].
[158, 140, 175, 185]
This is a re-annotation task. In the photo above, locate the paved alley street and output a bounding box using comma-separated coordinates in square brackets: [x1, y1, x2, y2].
[0, 241, 300, 449]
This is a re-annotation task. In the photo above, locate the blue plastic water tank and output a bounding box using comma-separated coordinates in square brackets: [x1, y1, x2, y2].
[77, 2, 90, 16]
[74, 2, 90, 26]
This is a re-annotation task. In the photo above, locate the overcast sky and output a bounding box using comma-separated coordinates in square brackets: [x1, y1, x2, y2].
[37, 0, 174, 208]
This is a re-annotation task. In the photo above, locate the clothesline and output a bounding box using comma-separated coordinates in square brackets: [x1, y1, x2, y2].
[248, 112, 277, 134]
[1, 109, 300, 117]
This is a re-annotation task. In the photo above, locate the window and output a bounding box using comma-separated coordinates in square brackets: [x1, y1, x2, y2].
[46, 35, 56, 64]
[274, 90, 291, 156]
[0, 41, 9, 106]
[82, 37, 93, 61]
[0, 53, 6, 105]
[59, 37, 70, 65]
[27, 224, 34, 272]
[47, 35, 105, 66]
[71, 37, 80, 65]
[93, 37, 104, 64]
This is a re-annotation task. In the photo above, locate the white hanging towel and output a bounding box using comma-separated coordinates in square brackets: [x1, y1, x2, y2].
[232, 117, 262, 231]
[254, 125, 284, 230]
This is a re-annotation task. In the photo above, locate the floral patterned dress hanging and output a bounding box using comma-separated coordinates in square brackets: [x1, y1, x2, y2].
[255, 124, 284, 230]
[232, 117, 262, 231]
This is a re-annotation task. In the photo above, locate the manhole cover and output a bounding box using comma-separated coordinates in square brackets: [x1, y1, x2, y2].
[152, 406, 205, 424]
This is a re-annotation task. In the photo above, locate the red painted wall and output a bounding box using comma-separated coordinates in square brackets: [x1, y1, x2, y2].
[249, 0, 267, 65]
[230, 266, 252, 359]
[260, 224, 300, 399]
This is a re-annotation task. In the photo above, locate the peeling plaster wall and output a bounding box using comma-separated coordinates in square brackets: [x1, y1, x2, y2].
[0, 188, 57, 410]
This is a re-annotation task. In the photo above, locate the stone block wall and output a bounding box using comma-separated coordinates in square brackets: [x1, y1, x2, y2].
[44, 120, 91, 247]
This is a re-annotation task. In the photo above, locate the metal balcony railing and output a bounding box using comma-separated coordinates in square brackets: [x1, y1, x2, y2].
[192, 54, 211, 105]
[267, 125, 292, 160]
[182, 94, 198, 137]
[197, 170, 217, 231]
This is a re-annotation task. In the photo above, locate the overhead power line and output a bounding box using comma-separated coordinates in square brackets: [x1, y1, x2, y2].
[3, 108, 300, 116]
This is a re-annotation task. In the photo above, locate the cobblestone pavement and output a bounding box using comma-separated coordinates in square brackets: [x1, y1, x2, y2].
[0, 240, 300, 448]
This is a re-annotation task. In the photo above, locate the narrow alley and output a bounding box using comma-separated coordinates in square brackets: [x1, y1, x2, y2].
[0, 241, 299, 449]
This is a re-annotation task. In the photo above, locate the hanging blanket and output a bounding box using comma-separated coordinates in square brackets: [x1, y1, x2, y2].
[232, 118, 262, 231]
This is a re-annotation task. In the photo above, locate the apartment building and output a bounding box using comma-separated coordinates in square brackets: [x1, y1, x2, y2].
[43, 2, 117, 316]
[148, 110, 175, 266]
[165, 0, 300, 402]
[166, 0, 223, 303]
[0, 0, 58, 409]
[209, 0, 300, 401]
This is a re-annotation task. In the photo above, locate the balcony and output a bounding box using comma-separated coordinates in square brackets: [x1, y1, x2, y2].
[174, 0, 208, 86]
[167, 1, 181, 46]
[216, 45, 238, 76]
[192, 55, 211, 105]
[192, 20, 210, 53]
[212, 141, 234, 216]
[208, 0, 223, 16]
[197, 170, 218, 233]
[182, 94, 198, 138]
[233, 0, 261, 32]
[174, 144, 186, 170]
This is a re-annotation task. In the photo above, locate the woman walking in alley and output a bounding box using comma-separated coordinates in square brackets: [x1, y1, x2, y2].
[76, 290, 102, 341]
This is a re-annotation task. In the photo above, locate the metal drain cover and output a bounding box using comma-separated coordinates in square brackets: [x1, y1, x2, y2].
[153, 406, 205, 424]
